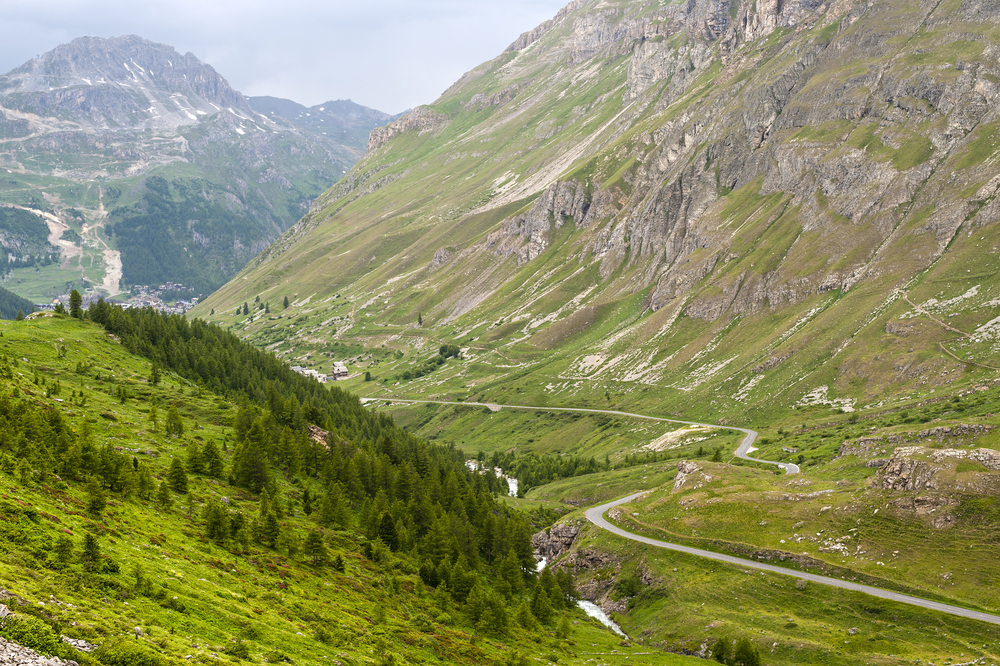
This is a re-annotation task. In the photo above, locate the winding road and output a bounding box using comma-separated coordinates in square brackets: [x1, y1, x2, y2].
[368, 397, 1000, 626]
[363, 397, 798, 473]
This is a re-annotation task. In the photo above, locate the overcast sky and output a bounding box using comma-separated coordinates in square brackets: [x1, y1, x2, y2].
[0, 0, 569, 114]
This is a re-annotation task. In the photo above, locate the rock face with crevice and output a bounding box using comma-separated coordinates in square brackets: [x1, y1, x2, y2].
[532, 523, 580, 561]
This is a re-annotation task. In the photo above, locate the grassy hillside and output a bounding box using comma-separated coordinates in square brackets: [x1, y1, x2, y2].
[0, 311, 703, 666]
[191, 0, 1000, 436]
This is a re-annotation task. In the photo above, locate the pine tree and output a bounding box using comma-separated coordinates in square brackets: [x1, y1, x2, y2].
[302, 487, 313, 516]
[377, 511, 399, 551]
[157, 480, 173, 510]
[53, 535, 74, 568]
[203, 497, 229, 542]
[150, 363, 162, 386]
[187, 443, 204, 475]
[202, 440, 224, 478]
[712, 637, 729, 664]
[557, 615, 572, 639]
[499, 548, 525, 599]
[732, 637, 761, 666]
[283, 295, 290, 309]
[69, 289, 83, 318]
[137, 466, 154, 500]
[304, 530, 327, 565]
[81, 533, 101, 571]
[232, 421, 271, 493]
[530, 581, 553, 624]
[148, 403, 158, 432]
[165, 406, 184, 437]
[86, 476, 106, 517]
[15, 309, 23, 321]
[168, 458, 188, 494]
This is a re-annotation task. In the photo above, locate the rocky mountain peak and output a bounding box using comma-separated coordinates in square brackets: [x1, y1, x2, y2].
[0, 35, 253, 131]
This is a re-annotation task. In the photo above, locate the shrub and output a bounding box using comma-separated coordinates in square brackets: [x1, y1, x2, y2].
[612, 571, 642, 599]
[224, 638, 252, 660]
[0, 615, 60, 655]
[93, 638, 169, 666]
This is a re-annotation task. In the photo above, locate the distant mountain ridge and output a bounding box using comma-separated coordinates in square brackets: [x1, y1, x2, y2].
[0, 35, 394, 300]
[248, 96, 402, 154]
[1, 35, 253, 131]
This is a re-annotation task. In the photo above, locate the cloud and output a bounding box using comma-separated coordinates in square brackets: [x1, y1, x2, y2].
[0, 0, 568, 113]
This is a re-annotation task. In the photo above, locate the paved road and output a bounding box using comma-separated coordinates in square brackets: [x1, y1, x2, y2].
[369, 397, 1000, 626]
[365, 398, 799, 473]
[585, 493, 1000, 626]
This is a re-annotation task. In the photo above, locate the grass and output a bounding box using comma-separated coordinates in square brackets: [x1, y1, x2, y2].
[0, 313, 712, 666]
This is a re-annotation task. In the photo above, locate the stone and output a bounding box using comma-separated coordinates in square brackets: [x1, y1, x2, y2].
[532, 524, 580, 560]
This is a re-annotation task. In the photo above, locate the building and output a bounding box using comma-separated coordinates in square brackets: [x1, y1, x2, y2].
[331, 362, 349, 380]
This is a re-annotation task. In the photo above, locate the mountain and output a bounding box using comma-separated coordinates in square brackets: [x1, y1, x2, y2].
[0, 35, 391, 300]
[198, 0, 1000, 424]
[248, 96, 401, 150]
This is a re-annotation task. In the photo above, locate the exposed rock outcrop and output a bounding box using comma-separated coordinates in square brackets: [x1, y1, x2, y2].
[366, 107, 449, 154]
[875, 453, 942, 491]
[486, 181, 590, 264]
[0, 637, 75, 666]
[673, 461, 701, 491]
[532, 523, 580, 561]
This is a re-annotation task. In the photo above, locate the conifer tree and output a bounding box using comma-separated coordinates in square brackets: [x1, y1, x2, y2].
[302, 487, 313, 516]
[202, 440, 224, 478]
[732, 637, 761, 666]
[377, 511, 399, 551]
[530, 581, 553, 624]
[283, 295, 289, 309]
[157, 479, 173, 510]
[137, 466, 154, 500]
[203, 497, 229, 542]
[232, 421, 271, 493]
[81, 533, 101, 571]
[187, 443, 204, 475]
[304, 530, 327, 565]
[168, 457, 188, 494]
[53, 535, 74, 569]
[86, 475, 106, 517]
[498, 548, 525, 599]
[165, 406, 184, 437]
[69, 289, 83, 318]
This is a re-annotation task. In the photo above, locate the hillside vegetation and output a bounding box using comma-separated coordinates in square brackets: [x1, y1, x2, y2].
[0, 309, 703, 666]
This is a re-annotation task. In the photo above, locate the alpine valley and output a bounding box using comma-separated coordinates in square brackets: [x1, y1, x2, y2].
[2, 1, 1000, 666]
[186, 0, 1000, 659]
[0, 35, 394, 303]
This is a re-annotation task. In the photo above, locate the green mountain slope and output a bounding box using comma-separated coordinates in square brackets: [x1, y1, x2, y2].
[0, 36, 391, 301]
[196, 0, 1000, 430]
[0, 310, 709, 666]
